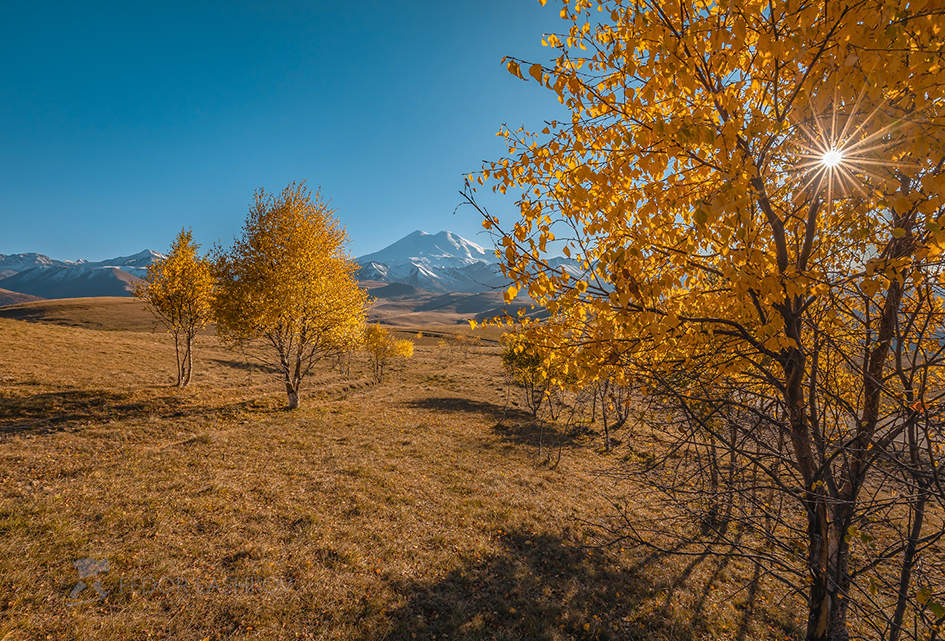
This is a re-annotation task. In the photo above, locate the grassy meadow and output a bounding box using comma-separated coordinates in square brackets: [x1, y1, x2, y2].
[0, 298, 794, 640]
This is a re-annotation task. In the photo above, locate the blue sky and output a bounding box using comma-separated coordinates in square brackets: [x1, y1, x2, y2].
[0, 1, 563, 260]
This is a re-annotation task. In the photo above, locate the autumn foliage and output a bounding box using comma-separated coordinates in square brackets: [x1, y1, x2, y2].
[470, 1, 945, 639]
[363, 324, 414, 382]
[135, 228, 214, 387]
[214, 183, 368, 409]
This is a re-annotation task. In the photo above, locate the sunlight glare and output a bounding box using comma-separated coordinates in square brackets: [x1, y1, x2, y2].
[821, 148, 844, 168]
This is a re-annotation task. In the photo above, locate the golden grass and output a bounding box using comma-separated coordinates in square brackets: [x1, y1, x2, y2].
[0, 299, 793, 640]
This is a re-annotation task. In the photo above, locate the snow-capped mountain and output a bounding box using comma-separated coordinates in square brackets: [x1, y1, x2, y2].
[355, 230, 582, 294]
[356, 230, 504, 293]
[79, 249, 165, 278]
[0, 249, 164, 300]
[0, 252, 75, 278]
[358, 230, 496, 269]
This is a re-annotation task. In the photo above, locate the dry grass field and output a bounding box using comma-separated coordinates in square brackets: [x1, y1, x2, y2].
[0, 298, 794, 640]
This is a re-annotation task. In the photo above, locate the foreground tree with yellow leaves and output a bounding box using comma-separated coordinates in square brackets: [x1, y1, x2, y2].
[214, 183, 368, 409]
[135, 229, 214, 387]
[469, 1, 945, 639]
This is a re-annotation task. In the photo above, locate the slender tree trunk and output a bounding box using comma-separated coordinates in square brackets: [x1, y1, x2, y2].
[181, 333, 194, 387]
[598, 381, 611, 451]
[889, 489, 928, 641]
[174, 332, 183, 387]
[707, 430, 721, 529]
[601, 394, 611, 452]
[828, 520, 852, 641]
[890, 417, 929, 641]
[806, 504, 832, 641]
[189, 335, 195, 385]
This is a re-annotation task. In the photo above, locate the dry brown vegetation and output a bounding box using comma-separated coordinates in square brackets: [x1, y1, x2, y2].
[0, 298, 795, 640]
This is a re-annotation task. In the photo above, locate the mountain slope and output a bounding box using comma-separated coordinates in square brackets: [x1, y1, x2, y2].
[0, 266, 142, 299]
[0, 288, 42, 307]
[0, 249, 162, 300]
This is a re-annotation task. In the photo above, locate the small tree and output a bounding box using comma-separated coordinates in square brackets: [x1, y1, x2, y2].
[363, 324, 414, 382]
[214, 182, 368, 409]
[501, 330, 551, 417]
[135, 228, 213, 387]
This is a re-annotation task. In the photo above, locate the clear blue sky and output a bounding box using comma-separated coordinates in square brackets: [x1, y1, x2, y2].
[0, 1, 563, 260]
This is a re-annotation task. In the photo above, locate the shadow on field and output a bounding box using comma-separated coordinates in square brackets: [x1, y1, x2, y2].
[0, 388, 273, 436]
[372, 528, 708, 641]
[209, 357, 282, 375]
[0, 306, 71, 324]
[407, 396, 534, 422]
[407, 396, 584, 450]
[490, 419, 585, 450]
[0, 388, 189, 435]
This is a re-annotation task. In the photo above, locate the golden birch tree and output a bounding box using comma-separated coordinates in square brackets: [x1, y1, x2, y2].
[468, 1, 945, 639]
[214, 182, 368, 409]
[363, 324, 414, 382]
[135, 228, 214, 387]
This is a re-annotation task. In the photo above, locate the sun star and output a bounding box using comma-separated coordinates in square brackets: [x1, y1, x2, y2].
[821, 148, 844, 168]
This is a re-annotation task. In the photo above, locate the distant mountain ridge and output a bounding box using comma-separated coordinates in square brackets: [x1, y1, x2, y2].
[0, 249, 164, 300]
[0, 230, 578, 311]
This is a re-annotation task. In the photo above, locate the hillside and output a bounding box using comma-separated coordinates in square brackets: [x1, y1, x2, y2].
[0, 288, 41, 307]
[0, 297, 164, 331]
[0, 299, 788, 640]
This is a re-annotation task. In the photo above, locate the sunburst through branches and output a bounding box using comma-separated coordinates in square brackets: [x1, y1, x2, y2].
[791, 89, 921, 212]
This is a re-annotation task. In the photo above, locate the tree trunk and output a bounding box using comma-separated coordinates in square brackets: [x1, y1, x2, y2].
[806, 505, 832, 641]
[174, 332, 183, 387]
[599, 382, 611, 451]
[285, 381, 300, 409]
[805, 504, 852, 641]
[601, 395, 611, 452]
[188, 335, 194, 385]
[181, 334, 194, 387]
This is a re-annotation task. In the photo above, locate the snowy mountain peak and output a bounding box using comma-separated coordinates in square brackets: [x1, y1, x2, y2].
[355, 230, 503, 293]
[91, 249, 165, 268]
[357, 230, 493, 269]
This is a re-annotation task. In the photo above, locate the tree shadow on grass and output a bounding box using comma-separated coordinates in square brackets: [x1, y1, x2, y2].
[490, 419, 587, 451]
[370, 528, 713, 641]
[406, 396, 583, 450]
[207, 357, 282, 376]
[0, 387, 275, 436]
[407, 396, 534, 422]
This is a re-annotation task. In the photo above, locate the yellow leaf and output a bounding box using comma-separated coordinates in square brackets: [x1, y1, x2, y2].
[529, 63, 544, 83]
